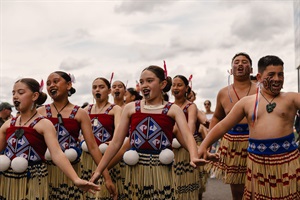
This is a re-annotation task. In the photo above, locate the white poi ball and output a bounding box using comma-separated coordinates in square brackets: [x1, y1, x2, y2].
[44, 148, 52, 160]
[81, 141, 89, 152]
[64, 148, 78, 162]
[123, 150, 139, 165]
[172, 138, 181, 148]
[99, 143, 108, 154]
[0, 155, 11, 172]
[11, 157, 28, 173]
[159, 149, 174, 165]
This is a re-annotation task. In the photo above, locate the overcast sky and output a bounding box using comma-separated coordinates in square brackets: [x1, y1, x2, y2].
[0, 0, 298, 112]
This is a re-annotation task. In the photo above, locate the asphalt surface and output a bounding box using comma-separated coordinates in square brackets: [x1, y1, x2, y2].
[202, 177, 232, 200]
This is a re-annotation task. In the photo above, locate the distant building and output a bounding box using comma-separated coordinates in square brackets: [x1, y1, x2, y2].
[294, 0, 300, 92]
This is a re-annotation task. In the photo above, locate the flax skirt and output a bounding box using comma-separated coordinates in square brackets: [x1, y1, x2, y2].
[109, 160, 126, 199]
[172, 134, 208, 200]
[205, 133, 248, 184]
[47, 160, 83, 199]
[123, 152, 174, 200]
[243, 149, 300, 200]
[0, 163, 48, 200]
[173, 147, 201, 199]
[80, 151, 125, 200]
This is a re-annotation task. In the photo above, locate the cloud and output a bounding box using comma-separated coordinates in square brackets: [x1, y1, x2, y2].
[59, 57, 93, 70]
[114, 0, 175, 14]
[231, 3, 291, 41]
[59, 28, 95, 49]
[1, 1, 298, 112]
[0, 76, 17, 102]
[126, 35, 209, 62]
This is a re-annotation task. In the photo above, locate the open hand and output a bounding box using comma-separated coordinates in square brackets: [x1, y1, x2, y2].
[206, 152, 219, 162]
[190, 157, 209, 167]
[74, 178, 100, 194]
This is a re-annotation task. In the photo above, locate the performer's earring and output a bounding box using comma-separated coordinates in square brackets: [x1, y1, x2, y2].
[31, 103, 35, 111]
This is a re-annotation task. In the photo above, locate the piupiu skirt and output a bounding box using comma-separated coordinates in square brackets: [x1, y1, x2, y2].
[47, 160, 82, 199]
[205, 132, 248, 184]
[123, 151, 175, 200]
[0, 163, 48, 200]
[244, 134, 300, 200]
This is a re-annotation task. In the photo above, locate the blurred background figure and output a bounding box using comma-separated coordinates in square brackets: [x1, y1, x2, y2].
[124, 87, 142, 104]
[203, 100, 218, 179]
[0, 102, 14, 154]
[204, 100, 214, 124]
[187, 90, 196, 102]
[0, 102, 14, 127]
[250, 75, 257, 84]
[111, 80, 126, 109]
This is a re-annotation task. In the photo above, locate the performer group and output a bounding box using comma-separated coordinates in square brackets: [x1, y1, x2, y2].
[0, 53, 299, 200]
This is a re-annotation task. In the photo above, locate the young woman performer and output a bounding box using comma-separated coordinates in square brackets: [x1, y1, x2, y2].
[171, 75, 207, 200]
[111, 80, 126, 109]
[38, 71, 116, 199]
[0, 78, 100, 199]
[81, 77, 121, 200]
[90, 65, 206, 200]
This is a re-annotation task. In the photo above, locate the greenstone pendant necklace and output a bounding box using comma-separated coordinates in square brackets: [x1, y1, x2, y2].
[260, 92, 278, 113]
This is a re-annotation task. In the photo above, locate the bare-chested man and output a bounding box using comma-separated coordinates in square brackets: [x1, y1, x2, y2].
[206, 52, 257, 200]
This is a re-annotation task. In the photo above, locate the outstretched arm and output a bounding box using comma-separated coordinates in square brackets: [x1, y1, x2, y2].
[198, 100, 245, 160]
[38, 119, 100, 193]
[170, 105, 207, 167]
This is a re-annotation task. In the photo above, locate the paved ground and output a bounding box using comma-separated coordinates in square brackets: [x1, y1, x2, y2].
[202, 177, 232, 200]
